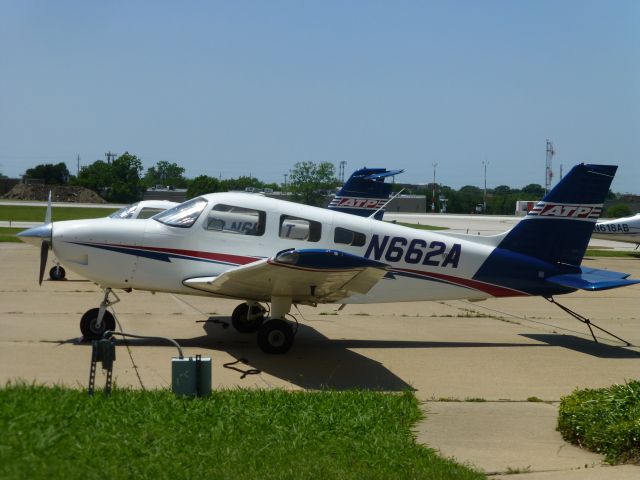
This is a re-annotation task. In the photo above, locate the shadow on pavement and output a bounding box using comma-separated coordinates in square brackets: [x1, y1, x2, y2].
[521, 333, 640, 358]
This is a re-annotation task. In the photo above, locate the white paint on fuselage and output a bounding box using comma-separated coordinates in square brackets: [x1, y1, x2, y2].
[51, 192, 501, 303]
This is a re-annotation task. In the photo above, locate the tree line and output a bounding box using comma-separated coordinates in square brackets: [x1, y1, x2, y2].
[22, 155, 338, 206]
[21, 156, 630, 217]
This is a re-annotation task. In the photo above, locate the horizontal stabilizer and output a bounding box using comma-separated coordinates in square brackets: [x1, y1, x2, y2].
[546, 267, 640, 291]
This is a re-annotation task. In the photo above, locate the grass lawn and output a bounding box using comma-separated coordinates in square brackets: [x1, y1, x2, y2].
[0, 205, 119, 223]
[558, 380, 640, 464]
[0, 385, 483, 480]
[0, 227, 22, 242]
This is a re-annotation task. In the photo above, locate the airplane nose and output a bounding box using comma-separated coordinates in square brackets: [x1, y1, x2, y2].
[17, 223, 53, 248]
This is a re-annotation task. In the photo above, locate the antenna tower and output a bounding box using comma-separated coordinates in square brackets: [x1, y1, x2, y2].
[545, 140, 555, 194]
[338, 161, 347, 183]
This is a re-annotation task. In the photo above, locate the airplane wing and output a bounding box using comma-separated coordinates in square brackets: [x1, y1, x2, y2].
[183, 249, 388, 303]
[546, 267, 640, 291]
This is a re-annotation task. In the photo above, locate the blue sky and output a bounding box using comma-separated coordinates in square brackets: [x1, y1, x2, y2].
[1, 1, 638, 193]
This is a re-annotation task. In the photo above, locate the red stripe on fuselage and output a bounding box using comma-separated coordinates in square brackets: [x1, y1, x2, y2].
[396, 267, 529, 298]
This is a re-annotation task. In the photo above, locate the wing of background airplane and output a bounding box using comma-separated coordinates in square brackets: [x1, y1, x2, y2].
[183, 249, 388, 303]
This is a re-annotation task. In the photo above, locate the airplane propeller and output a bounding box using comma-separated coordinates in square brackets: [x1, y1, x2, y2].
[17, 191, 53, 285]
[39, 240, 50, 285]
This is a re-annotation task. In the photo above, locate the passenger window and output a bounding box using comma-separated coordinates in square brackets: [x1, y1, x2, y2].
[334, 227, 366, 246]
[279, 215, 321, 242]
[206, 204, 265, 236]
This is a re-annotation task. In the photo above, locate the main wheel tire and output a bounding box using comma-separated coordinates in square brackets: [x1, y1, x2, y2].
[49, 265, 66, 281]
[80, 308, 116, 340]
[231, 303, 265, 333]
[257, 319, 294, 354]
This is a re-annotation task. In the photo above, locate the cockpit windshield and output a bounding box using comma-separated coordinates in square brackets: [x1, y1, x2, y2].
[109, 203, 139, 219]
[153, 197, 208, 228]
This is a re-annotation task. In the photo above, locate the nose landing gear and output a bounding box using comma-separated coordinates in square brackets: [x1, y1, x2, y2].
[80, 288, 119, 340]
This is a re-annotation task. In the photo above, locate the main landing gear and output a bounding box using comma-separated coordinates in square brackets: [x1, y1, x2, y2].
[80, 288, 119, 340]
[232, 297, 296, 354]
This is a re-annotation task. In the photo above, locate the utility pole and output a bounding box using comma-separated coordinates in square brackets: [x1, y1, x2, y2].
[77, 154, 80, 177]
[431, 162, 438, 213]
[545, 140, 554, 194]
[105, 151, 117, 165]
[482, 160, 488, 213]
[283, 173, 288, 193]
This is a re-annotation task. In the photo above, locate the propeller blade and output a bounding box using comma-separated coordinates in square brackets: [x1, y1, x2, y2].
[39, 240, 49, 286]
[45, 190, 52, 224]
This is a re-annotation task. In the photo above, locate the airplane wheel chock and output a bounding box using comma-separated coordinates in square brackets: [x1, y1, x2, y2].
[231, 303, 265, 333]
[257, 319, 294, 354]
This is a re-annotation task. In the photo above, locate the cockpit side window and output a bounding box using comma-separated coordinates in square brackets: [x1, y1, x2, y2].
[205, 204, 266, 236]
[334, 227, 366, 246]
[109, 203, 139, 219]
[138, 208, 167, 219]
[279, 215, 321, 241]
[153, 198, 208, 228]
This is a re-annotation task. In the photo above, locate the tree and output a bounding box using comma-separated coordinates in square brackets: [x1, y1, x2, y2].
[25, 162, 70, 184]
[220, 176, 264, 192]
[74, 152, 143, 203]
[109, 153, 144, 203]
[606, 204, 632, 218]
[187, 175, 220, 198]
[75, 160, 112, 194]
[521, 183, 545, 197]
[288, 161, 338, 206]
[143, 161, 187, 189]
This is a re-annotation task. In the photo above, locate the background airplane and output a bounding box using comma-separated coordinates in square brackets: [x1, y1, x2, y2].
[593, 213, 640, 247]
[327, 167, 404, 219]
[18, 163, 638, 354]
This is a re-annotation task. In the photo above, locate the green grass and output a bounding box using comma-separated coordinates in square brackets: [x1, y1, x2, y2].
[558, 380, 640, 464]
[391, 221, 450, 231]
[0, 384, 484, 480]
[0, 205, 119, 222]
[585, 249, 640, 258]
[0, 227, 22, 242]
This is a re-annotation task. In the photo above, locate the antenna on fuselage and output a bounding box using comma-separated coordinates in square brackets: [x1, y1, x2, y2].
[368, 188, 405, 219]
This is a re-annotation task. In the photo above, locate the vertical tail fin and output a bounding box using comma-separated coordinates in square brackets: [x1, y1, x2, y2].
[328, 168, 403, 220]
[497, 164, 616, 265]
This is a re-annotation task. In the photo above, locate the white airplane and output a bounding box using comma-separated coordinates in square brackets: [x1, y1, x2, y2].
[593, 213, 640, 247]
[18, 164, 640, 353]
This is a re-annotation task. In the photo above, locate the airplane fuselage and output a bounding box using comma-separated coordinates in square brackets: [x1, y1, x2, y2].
[50, 192, 560, 304]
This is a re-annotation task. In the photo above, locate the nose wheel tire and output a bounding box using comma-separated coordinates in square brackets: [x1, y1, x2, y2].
[49, 265, 66, 281]
[80, 308, 116, 340]
[231, 303, 265, 333]
[257, 319, 294, 354]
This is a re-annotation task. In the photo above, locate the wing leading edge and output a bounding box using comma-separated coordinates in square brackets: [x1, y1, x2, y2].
[183, 249, 388, 303]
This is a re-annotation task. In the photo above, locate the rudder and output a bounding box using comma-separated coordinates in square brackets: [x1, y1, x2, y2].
[497, 163, 617, 266]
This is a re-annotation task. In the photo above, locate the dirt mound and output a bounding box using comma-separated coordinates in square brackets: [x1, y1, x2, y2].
[2, 184, 106, 203]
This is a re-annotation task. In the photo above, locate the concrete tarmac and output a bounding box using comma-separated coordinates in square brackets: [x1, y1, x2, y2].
[1, 243, 639, 478]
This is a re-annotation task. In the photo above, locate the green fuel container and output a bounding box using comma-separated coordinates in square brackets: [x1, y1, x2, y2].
[171, 355, 211, 397]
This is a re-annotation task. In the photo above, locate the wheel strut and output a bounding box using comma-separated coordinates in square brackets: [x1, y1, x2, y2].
[96, 288, 120, 330]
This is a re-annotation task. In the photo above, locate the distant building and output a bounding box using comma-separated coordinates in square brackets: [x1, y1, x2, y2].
[143, 186, 188, 203]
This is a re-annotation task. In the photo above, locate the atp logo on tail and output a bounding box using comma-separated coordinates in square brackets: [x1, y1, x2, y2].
[329, 197, 388, 210]
[528, 202, 602, 221]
